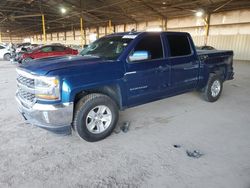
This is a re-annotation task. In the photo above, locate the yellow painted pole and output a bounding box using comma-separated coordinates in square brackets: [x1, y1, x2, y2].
[42, 14, 46, 44]
[80, 17, 84, 48]
[108, 20, 112, 34]
[204, 14, 210, 45]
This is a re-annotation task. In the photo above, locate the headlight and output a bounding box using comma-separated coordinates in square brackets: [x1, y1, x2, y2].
[35, 76, 60, 100]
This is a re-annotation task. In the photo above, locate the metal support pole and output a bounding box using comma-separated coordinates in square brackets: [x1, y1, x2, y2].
[97, 27, 99, 39]
[73, 26, 75, 40]
[108, 20, 112, 34]
[204, 14, 210, 45]
[80, 17, 84, 48]
[105, 26, 107, 36]
[162, 18, 167, 31]
[84, 29, 86, 45]
[9, 34, 12, 43]
[42, 14, 46, 44]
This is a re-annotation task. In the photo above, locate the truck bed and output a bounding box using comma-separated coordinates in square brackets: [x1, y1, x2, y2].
[197, 49, 233, 58]
[197, 49, 234, 85]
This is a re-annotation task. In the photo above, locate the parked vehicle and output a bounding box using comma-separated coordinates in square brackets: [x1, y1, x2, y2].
[25, 44, 40, 51]
[0, 44, 11, 60]
[15, 43, 31, 53]
[10, 50, 25, 63]
[10, 47, 28, 63]
[68, 44, 83, 53]
[16, 32, 234, 142]
[20, 45, 78, 64]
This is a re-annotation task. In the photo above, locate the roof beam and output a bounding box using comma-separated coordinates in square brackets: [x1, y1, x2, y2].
[213, 0, 234, 12]
[134, 0, 167, 19]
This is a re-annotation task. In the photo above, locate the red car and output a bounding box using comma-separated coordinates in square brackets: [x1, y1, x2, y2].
[21, 45, 78, 63]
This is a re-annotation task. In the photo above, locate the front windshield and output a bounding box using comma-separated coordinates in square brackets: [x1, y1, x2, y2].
[80, 36, 133, 60]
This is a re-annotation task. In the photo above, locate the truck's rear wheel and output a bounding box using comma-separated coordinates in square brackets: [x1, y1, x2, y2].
[203, 74, 223, 102]
[73, 93, 118, 142]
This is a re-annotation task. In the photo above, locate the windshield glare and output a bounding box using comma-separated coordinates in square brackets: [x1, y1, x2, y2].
[80, 36, 133, 60]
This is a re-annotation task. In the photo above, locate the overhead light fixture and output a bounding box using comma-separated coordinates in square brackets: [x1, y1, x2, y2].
[61, 7, 66, 14]
[196, 10, 204, 17]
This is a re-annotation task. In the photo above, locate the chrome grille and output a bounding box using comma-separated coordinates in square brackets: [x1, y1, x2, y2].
[16, 69, 36, 107]
[17, 74, 35, 88]
[18, 87, 35, 103]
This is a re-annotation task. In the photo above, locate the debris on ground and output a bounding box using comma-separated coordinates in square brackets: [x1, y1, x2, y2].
[121, 121, 130, 133]
[186, 150, 204, 158]
[113, 126, 121, 134]
[114, 121, 131, 134]
[173, 144, 181, 148]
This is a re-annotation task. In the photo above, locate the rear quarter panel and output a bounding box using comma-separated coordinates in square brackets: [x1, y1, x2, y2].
[197, 50, 234, 89]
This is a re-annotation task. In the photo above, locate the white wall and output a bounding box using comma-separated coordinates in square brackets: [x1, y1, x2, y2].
[164, 9, 250, 60]
[0, 33, 23, 44]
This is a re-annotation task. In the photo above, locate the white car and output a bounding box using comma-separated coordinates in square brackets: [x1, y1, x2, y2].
[0, 45, 11, 60]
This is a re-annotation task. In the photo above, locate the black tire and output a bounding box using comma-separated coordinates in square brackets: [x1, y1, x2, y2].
[3, 53, 11, 61]
[203, 74, 223, 102]
[73, 93, 119, 142]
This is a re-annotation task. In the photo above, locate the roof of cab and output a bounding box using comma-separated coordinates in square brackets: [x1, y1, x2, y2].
[107, 31, 190, 37]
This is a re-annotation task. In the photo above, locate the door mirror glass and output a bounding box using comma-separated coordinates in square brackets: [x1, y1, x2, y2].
[129, 51, 150, 62]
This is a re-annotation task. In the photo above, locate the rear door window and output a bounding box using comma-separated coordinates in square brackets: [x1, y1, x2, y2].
[53, 46, 66, 52]
[41, 46, 53, 52]
[166, 35, 192, 57]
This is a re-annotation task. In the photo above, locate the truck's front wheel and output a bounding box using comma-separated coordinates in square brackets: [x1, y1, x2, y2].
[73, 93, 119, 142]
[203, 74, 223, 102]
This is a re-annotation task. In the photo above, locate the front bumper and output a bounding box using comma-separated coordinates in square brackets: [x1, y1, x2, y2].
[16, 95, 73, 134]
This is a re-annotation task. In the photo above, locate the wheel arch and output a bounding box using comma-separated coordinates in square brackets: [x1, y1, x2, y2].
[210, 65, 227, 81]
[3, 52, 11, 60]
[73, 84, 123, 110]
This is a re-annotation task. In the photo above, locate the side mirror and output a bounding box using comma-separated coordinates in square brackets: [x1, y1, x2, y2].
[129, 51, 150, 62]
[83, 44, 88, 48]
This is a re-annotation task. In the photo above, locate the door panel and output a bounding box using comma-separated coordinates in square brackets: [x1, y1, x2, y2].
[37, 46, 53, 58]
[124, 33, 169, 106]
[170, 56, 199, 90]
[164, 33, 199, 91]
[125, 59, 167, 106]
[52, 46, 67, 56]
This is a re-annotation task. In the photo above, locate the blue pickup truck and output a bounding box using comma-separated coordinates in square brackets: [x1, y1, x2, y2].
[16, 32, 234, 142]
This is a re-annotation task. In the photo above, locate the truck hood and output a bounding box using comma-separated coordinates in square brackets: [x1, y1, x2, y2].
[19, 55, 106, 75]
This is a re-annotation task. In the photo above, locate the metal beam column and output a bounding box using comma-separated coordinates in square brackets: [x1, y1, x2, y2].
[80, 17, 84, 47]
[41, 14, 46, 44]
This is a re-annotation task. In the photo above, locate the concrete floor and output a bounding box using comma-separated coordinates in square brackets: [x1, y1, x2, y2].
[0, 60, 250, 188]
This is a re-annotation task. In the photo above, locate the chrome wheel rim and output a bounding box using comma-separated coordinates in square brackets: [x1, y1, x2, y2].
[211, 80, 221, 97]
[86, 105, 112, 134]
